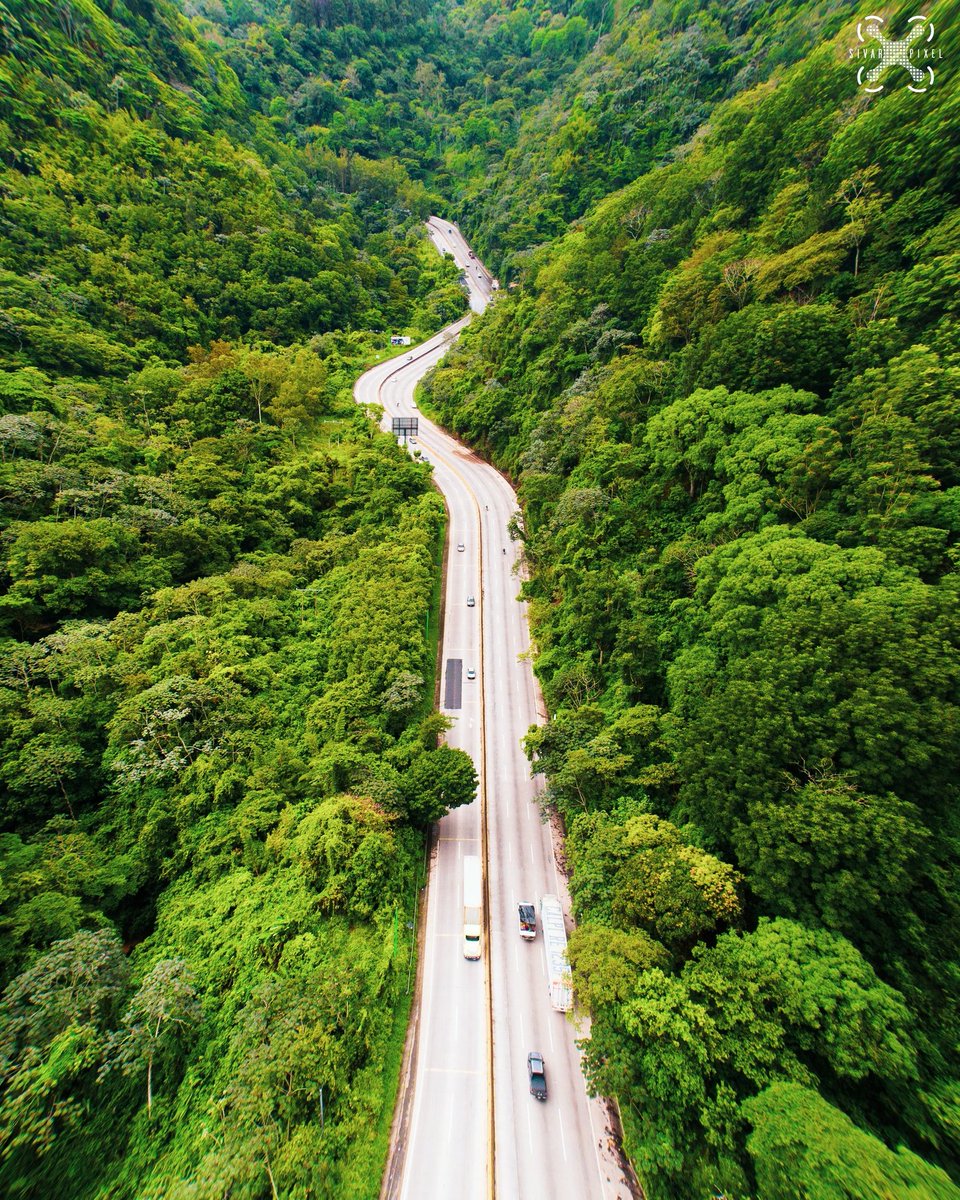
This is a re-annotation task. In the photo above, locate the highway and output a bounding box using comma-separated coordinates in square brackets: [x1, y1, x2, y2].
[355, 220, 635, 1200]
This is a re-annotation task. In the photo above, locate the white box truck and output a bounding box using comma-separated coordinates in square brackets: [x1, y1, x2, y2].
[463, 855, 482, 959]
[540, 894, 573, 1011]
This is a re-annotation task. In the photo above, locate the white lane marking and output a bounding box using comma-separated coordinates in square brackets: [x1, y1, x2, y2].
[557, 1107, 568, 1162]
[514, 942, 520, 973]
[519, 1011, 526, 1046]
[547, 1016, 555, 1052]
[527, 1104, 534, 1155]
[529, 844, 535, 867]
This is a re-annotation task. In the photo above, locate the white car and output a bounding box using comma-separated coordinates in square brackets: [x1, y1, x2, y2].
[457, 542, 465, 553]
[518, 903, 537, 939]
[466, 667, 476, 680]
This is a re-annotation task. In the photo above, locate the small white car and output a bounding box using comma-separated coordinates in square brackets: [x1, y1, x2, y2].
[466, 667, 476, 680]
[457, 543, 465, 552]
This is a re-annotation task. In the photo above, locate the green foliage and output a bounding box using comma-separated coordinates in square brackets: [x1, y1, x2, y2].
[0, 348, 448, 1193]
[0, 2, 464, 380]
[101, 958, 201, 1117]
[568, 923, 669, 1012]
[0, 211, 454, 1197]
[568, 808, 742, 956]
[0, 930, 129, 1164]
[745, 1083, 960, 1200]
[459, 1, 855, 267]
[583, 919, 919, 1199]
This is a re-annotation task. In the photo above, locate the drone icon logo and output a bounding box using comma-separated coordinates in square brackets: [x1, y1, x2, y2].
[853, 14, 938, 93]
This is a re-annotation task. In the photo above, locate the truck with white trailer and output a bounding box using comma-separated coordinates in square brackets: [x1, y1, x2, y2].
[463, 855, 482, 960]
[540, 894, 573, 1011]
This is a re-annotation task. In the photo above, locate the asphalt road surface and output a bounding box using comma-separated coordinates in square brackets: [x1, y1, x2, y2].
[355, 221, 634, 1200]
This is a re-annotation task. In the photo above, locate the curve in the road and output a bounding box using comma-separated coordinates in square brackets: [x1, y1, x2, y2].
[371, 343, 498, 1200]
[360, 221, 638, 1200]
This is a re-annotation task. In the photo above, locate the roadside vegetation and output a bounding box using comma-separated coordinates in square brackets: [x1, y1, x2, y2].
[0, 2, 472, 1196]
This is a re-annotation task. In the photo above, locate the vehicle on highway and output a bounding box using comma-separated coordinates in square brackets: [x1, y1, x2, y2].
[527, 1052, 547, 1101]
[410, 437, 417, 444]
[466, 667, 476, 680]
[540, 895, 573, 1011]
[518, 903, 537, 940]
[457, 542, 465, 552]
[467, 595, 475, 607]
[463, 855, 482, 959]
[468, 250, 476, 258]
[412, 402, 418, 408]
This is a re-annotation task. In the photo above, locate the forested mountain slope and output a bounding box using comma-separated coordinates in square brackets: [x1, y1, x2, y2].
[182, 0, 857, 275]
[0, 2, 474, 1196]
[423, 2, 960, 1197]
[456, 0, 861, 267]
[0, 0, 464, 372]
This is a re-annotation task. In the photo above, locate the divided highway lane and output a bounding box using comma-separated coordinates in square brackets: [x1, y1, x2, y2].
[356, 222, 635, 1200]
[426, 216, 495, 311]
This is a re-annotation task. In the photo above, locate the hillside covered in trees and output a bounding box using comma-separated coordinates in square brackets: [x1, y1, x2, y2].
[2, 0, 959, 1197]
[0, 1, 474, 1196]
[422, 1, 960, 1197]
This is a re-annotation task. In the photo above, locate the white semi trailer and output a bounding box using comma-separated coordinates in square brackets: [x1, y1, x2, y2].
[463, 855, 482, 960]
[540, 894, 573, 1011]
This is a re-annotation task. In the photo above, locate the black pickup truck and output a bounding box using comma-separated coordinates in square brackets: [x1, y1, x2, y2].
[527, 1051, 547, 1101]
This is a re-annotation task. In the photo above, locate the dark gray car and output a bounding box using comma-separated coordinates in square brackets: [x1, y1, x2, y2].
[527, 1051, 547, 1101]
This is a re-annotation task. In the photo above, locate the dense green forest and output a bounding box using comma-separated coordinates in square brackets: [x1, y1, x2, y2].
[3, 0, 960, 1196]
[422, 1, 960, 1197]
[0, 1, 475, 1195]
